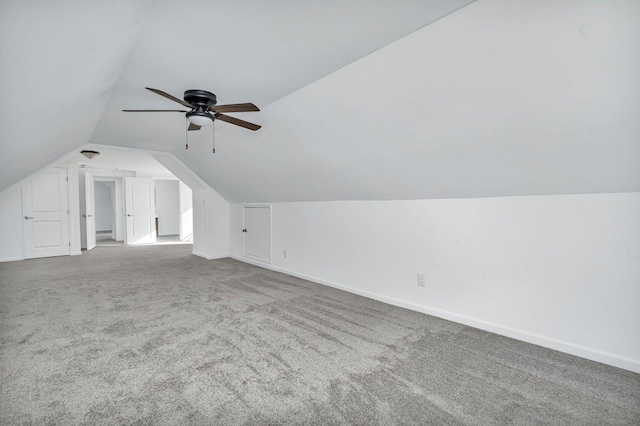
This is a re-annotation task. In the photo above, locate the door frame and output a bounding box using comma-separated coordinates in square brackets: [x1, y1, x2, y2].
[178, 181, 193, 242]
[94, 177, 125, 242]
[82, 174, 126, 248]
[242, 203, 272, 264]
[85, 172, 96, 250]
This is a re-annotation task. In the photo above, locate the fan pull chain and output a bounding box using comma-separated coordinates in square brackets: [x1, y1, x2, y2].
[212, 122, 216, 154]
[185, 117, 189, 150]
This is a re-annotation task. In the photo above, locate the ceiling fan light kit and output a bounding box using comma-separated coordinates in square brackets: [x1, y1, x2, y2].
[80, 150, 100, 159]
[123, 87, 261, 153]
[186, 109, 215, 127]
[185, 90, 216, 127]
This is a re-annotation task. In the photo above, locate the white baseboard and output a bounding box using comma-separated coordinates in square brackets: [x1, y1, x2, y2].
[192, 251, 229, 260]
[0, 256, 24, 263]
[231, 255, 640, 374]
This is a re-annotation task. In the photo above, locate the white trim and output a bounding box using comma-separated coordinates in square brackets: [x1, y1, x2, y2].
[61, 162, 82, 256]
[18, 189, 25, 260]
[242, 203, 272, 208]
[192, 251, 228, 260]
[0, 256, 24, 263]
[242, 254, 272, 264]
[63, 167, 73, 256]
[230, 255, 640, 374]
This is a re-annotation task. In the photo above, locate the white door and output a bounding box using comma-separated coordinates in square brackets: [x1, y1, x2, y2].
[125, 177, 156, 245]
[243, 205, 271, 263]
[85, 172, 96, 250]
[22, 168, 70, 259]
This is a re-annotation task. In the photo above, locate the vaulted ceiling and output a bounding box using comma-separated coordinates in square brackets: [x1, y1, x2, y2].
[2, 0, 639, 202]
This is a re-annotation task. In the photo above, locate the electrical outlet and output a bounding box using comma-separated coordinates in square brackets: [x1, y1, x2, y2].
[283, 249, 288, 258]
[417, 273, 426, 287]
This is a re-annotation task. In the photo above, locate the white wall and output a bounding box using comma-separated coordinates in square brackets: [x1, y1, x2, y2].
[94, 181, 112, 231]
[193, 188, 230, 259]
[230, 192, 640, 373]
[155, 179, 180, 236]
[193, 190, 206, 256]
[180, 0, 640, 203]
[0, 187, 23, 261]
[179, 181, 193, 241]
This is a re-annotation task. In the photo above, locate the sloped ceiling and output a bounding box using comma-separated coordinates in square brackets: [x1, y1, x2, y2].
[176, 0, 640, 202]
[2, 0, 639, 202]
[0, 0, 149, 191]
[89, 0, 473, 153]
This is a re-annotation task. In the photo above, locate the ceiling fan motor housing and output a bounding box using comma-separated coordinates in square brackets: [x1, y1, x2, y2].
[184, 90, 218, 124]
[184, 89, 217, 108]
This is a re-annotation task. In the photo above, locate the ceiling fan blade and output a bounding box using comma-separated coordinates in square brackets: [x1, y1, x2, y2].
[122, 109, 188, 112]
[145, 87, 194, 109]
[216, 114, 261, 131]
[187, 123, 201, 131]
[209, 103, 260, 113]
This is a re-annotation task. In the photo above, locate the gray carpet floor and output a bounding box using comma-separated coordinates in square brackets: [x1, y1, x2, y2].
[1, 245, 639, 425]
[96, 232, 191, 247]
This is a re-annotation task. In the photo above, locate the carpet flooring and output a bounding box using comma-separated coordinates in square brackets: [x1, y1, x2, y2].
[1, 245, 639, 425]
[95, 232, 191, 247]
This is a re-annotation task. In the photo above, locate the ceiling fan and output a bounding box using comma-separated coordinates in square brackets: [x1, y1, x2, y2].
[123, 87, 261, 132]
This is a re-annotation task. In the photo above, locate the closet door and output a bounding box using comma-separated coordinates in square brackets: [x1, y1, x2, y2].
[125, 178, 156, 245]
[22, 168, 70, 259]
[243, 205, 271, 263]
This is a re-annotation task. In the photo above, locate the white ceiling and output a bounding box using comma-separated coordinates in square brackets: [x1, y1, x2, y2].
[68, 146, 174, 177]
[2, 0, 639, 202]
[0, 0, 149, 190]
[180, 0, 640, 202]
[1, 0, 473, 192]
[88, 0, 473, 153]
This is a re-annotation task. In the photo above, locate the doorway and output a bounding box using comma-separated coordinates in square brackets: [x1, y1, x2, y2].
[93, 178, 123, 247]
[155, 179, 193, 244]
[83, 176, 193, 248]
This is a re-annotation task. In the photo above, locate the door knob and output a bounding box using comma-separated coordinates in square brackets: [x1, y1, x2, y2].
[127, 214, 133, 217]
[24, 216, 33, 220]
[242, 229, 247, 232]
